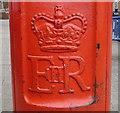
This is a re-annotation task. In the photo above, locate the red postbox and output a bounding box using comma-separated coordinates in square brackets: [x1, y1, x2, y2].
[9, 2, 112, 111]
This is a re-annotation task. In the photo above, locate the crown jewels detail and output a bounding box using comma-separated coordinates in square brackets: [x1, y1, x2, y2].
[31, 5, 87, 52]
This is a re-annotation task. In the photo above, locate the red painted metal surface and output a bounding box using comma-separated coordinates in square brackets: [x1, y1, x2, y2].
[9, 2, 112, 111]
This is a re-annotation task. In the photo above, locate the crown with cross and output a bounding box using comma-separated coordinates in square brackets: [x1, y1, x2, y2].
[31, 5, 87, 52]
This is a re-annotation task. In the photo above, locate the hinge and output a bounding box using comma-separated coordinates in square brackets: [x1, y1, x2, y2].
[96, 43, 101, 58]
[96, 43, 100, 50]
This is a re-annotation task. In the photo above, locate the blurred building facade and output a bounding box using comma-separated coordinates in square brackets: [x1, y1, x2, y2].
[0, 0, 9, 19]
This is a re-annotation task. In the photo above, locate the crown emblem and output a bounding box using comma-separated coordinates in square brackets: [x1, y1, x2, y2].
[31, 5, 87, 52]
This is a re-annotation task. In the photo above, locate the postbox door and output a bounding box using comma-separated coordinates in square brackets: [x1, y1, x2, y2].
[10, 2, 112, 111]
